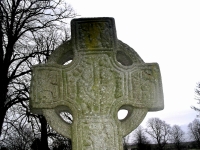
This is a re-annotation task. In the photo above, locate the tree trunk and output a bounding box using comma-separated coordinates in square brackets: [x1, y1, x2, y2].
[0, 75, 9, 136]
[39, 115, 49, 150]
[0, 105, 7, 136]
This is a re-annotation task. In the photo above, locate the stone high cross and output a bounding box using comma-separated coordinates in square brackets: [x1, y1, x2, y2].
[30, 18, 164, 150]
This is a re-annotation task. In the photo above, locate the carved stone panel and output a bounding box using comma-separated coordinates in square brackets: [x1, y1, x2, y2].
[31, 67, 63, 106]
[78, 118, 119, 150]
[131, 69, 155, 102]
[65, 54, 123, 116]
[129, 64, 163, 110]
[71, 18, 117, 51]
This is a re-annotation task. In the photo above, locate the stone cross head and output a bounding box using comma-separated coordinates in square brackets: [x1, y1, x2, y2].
[30, 17, 164, 150]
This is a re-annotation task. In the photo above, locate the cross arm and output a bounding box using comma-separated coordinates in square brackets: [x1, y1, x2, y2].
[128, 63, 164, 111]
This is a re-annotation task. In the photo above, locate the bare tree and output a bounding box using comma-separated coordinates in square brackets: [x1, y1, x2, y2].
[24, 26, 71, 150]
[1, 96, 72, 150]
[192, 83, 200, 117]
[0, 0, 76, 136]
[50, 135, 72, 150]
[188, 119, 200, 148]
[123, 136, 129, 150]
[2, 126, 34, 150]
[146, 118, 171, 150]
[170, 125, 185, 150]
[133, 126, 150, 150]
[0, 104, 37, 149]
[0, 1, 76, 149]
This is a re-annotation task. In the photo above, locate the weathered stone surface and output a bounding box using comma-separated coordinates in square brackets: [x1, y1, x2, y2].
[30, 17, 164, 150]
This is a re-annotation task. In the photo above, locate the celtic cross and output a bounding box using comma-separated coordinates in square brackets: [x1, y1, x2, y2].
[30, 17, 164, 150]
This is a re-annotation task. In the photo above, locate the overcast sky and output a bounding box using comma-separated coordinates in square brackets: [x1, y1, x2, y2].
[66, 0, 200, 129]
